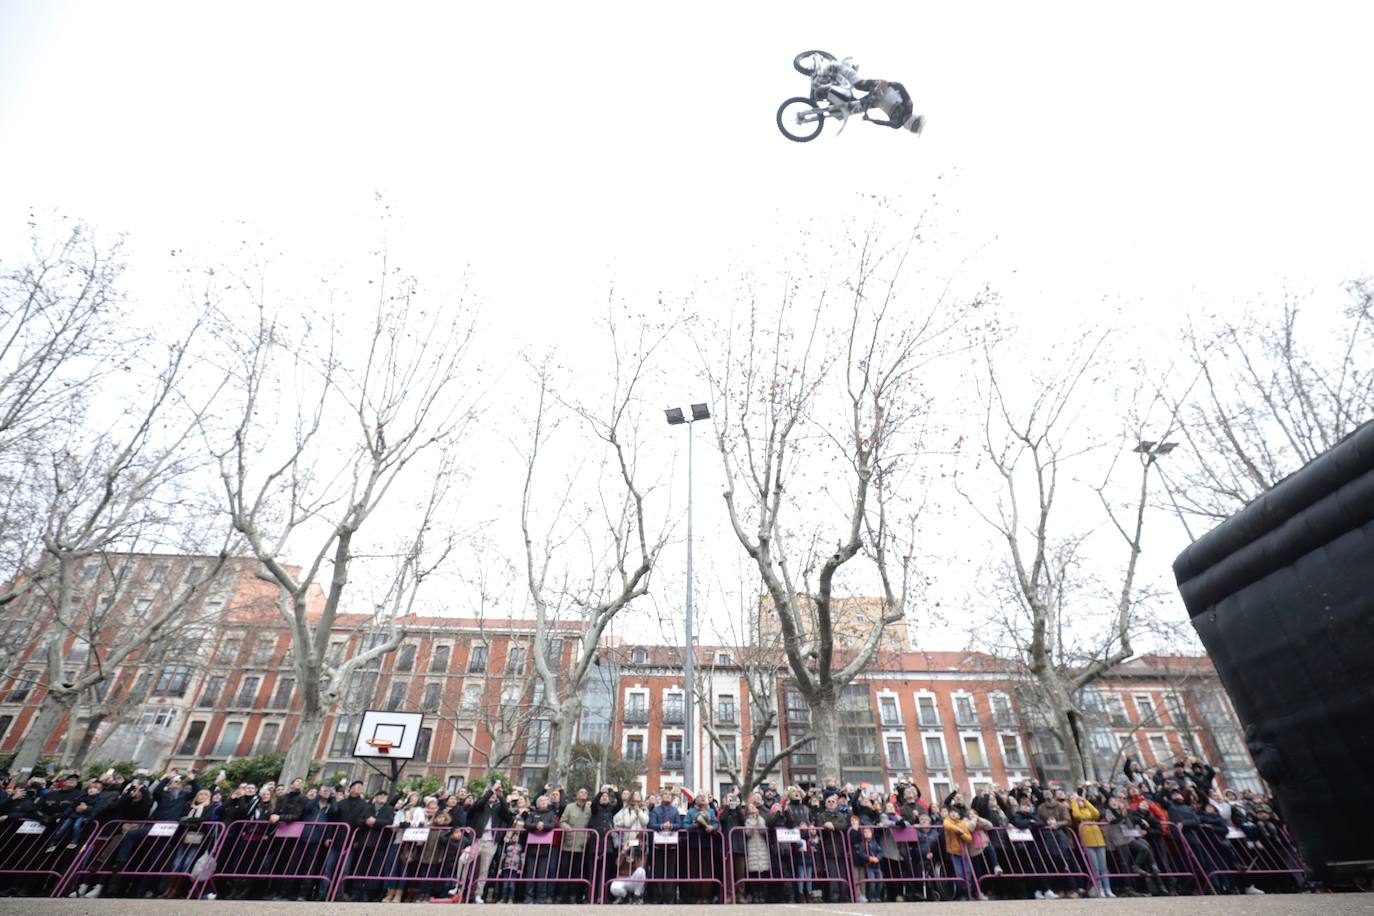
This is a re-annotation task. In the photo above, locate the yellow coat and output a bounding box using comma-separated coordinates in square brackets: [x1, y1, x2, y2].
[1070, 797, 1104, 847]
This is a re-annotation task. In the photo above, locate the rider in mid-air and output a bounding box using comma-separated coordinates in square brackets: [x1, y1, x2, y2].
[811, 56, 923, 134]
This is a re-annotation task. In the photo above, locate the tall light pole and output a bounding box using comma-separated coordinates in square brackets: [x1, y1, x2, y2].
[1134, 440, 1195, 542]
[665, 402, 709, 792]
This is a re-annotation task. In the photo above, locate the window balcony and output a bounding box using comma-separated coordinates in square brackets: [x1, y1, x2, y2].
[925, 753, 949, 770]
[662, 708, 684, 726]
[715, 707, 737, 726]
[623, 708, 649, 725]
[662, 754, 684, 771]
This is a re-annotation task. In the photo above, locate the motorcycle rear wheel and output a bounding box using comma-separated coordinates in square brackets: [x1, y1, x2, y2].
[793, 50, 835, 77]
[777, 97, 825, 142]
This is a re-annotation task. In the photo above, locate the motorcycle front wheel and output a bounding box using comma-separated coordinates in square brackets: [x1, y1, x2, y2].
[777, 97, 825, 142]
[792, 50, 835, 76]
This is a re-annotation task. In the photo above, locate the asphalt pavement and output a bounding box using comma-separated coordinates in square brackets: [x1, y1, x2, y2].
[2, 897, 1369, 916]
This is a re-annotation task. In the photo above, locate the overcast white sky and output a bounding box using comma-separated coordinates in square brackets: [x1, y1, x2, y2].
[2, 1, 1372, 650]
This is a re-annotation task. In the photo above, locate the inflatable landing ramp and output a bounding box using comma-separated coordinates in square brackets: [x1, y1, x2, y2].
[1173, 419, 1374, 881]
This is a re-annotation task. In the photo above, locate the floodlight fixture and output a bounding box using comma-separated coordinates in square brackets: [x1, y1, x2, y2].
[665, 407, 686, 426]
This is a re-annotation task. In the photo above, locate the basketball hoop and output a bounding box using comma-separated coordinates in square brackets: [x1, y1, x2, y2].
[367, 739, 394, 755]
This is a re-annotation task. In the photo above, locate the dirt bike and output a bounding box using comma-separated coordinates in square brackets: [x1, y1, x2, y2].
[776, 50, 878, 143]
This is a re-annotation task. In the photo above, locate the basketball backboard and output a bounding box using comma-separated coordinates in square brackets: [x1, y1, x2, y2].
[353, 709, 424, 760]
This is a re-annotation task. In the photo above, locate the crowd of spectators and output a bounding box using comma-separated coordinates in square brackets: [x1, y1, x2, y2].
[0, 754, 1301, 902]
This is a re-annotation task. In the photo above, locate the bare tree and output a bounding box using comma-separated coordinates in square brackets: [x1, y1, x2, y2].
[1171, 280, 1373, 518]
[702, 219, 965, 780]
[214, 244, 475, 784]
[522, 319, 667, 785]
[959, 332, 1172, 783]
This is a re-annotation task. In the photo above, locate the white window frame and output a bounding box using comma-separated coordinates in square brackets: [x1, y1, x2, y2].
[215, 719, 246, 757]
[1147, 733, 1172, 767]
[988, 691, 1016, 727]
[255, 719, 283, 754]
[997, 732, 1027, 769]
[922, 732, 949, 772]
[1133, 693, 1158, 724]
[914, 690, 941, 728]
[876, 690, 902, 727]
[930, 778, 953, 805]
[951, 691, 978, 728]
[623, 730, 648, 762]
[959, 731, 989, 770]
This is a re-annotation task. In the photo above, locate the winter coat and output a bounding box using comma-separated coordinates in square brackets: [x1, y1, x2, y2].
[150, 777, 201, 821]
[560, 801, 592, 852]
[1069, 797, 1104, 847]
[743, 814, 770, 873]
[943, 816, 972, 856]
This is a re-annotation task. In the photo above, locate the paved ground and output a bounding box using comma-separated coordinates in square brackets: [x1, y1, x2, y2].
[2, 898, 1369, 916]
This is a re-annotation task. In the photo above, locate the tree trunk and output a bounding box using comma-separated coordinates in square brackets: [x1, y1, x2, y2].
[69, 712, 107, 770]
[545, 704, 579, 786]
[280, 706, 327, 785]
[811, 699, 840, 783]
[11, 693, 71, 773]
[1051, 705, 1089, 784]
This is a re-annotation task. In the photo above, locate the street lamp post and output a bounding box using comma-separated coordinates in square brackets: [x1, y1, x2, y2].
[1134, 440, 1195, 542]
[665, 402, 710, 792]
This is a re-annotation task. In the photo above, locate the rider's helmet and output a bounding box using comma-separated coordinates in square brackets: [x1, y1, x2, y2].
[903, 113, 925, 135]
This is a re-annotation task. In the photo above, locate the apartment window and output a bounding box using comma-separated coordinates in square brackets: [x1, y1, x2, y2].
[886, 737, 909, 769]
[421, 682, 441, 713]
[133, 599, 153, 619]
[250, 636, 275, 667]
[0, 715, 11, 743]
[1165, 695, 1190, 728]
[663, 692, 684, 725]
[879, 695, 901, 727]
[717, 653, 732, 665]
[430, 645, 451, 673]
[716, 694, 737, 724]
[784, 686, 810, 724]
[1135, 695, 1157, 724]
[756, 735, 775, 764]
[467, 646, 487, 673]
[215, 721, 244, 757]
[716, 735, 737, 770]
[451, 728, 474, 764]
[625, 692, 648, 724]
[270, 677, 295, 710]
[257, 721, 281, 754]
[990, 694, 1017, 728]
[186, 564, 205, 584]
[327, 640, 345, 665]
[924, 735, 948, 770]
[1000, 735, 1025, 768]
[66, 638, 92, 667]
[140, 706, 177, 728]
[505, 646, 527, 675]
[216, 637, 242, 665]
[236, 675, 261, 707]
[96, 595, 114, 615]
[917, 695, 940, 728]
[625, 735, 645, 762]
[415, 727, 432, 762]
[1149, 734, 1173, 766]
[954, 695, 977, 728]
[460, 684, 482, 713]
[446, 776, 466, 793]
[1104, 693, 1130, 727]
[665, 735, 684, 768]
[543, 638, 562, 667]
[8, 671, 39, 703]
[199, 675, 225, 707]
[178, 720, 206, 756]
[386, 682, 407, 711]
[931, 779, 952, 803]
[153, 665, 192, 697]
[396, 644, 416, 672]
[630, 648, 648, 664]
[328, 716, 355, 757]
[148, 565, 168, 583]
[962, 735, 987, 769]
[80, 560, 100, 582]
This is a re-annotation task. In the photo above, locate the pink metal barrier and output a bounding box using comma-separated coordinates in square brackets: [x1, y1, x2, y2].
[601, 828, 725, 904]
[724, 824, 854, 903]
[460, 827, 600, 904]
[333, 824, 475, 902]
[848, 824, 969, 902]
[1091, 820, 1205, 896]
[1177, 823, 1305, 893]
[54, 819, 226, 899]
[199, 819, 350, 901]
[0, 819, 81, 895]
[974, 825, 1092, 898]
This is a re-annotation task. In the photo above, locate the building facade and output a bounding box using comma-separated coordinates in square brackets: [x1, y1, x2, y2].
[0, 553, 1261, 797]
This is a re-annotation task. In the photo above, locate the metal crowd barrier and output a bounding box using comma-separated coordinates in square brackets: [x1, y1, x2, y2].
[457, 827, 600, 904]
[974, 825, 1092, 898]
[53, 818, 227, 899]
[1092, 820, 1206, 896]
[849, 824, 970, 901]
[1178, 823, 1305, 893]
[332, 823, 475, 902]
[602, 828, 725, 904]
[199, 819, 350, 901]
[0, 819, 80, 896]
[723, 824, 854, 903]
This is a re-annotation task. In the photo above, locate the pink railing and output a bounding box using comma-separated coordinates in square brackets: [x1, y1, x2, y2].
[198, 819, 350, 901]
[600, 828, 725, 904]
[54, 819, 227, 899]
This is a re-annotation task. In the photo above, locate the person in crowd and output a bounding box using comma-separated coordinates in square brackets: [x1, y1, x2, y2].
[1070, 788, 1112, 898]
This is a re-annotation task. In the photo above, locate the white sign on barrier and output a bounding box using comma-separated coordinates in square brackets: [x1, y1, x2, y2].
[16, 820, 45, 835]
[1120, 826, 1144, 839]
[1226, 827, 1247, 840]
[653, 831, 679, 845]
[1006, 828, 1034, 842]
[149, 822, 179, 837]
[402, 827, 431, 842]
[775, 828, 801, 844]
